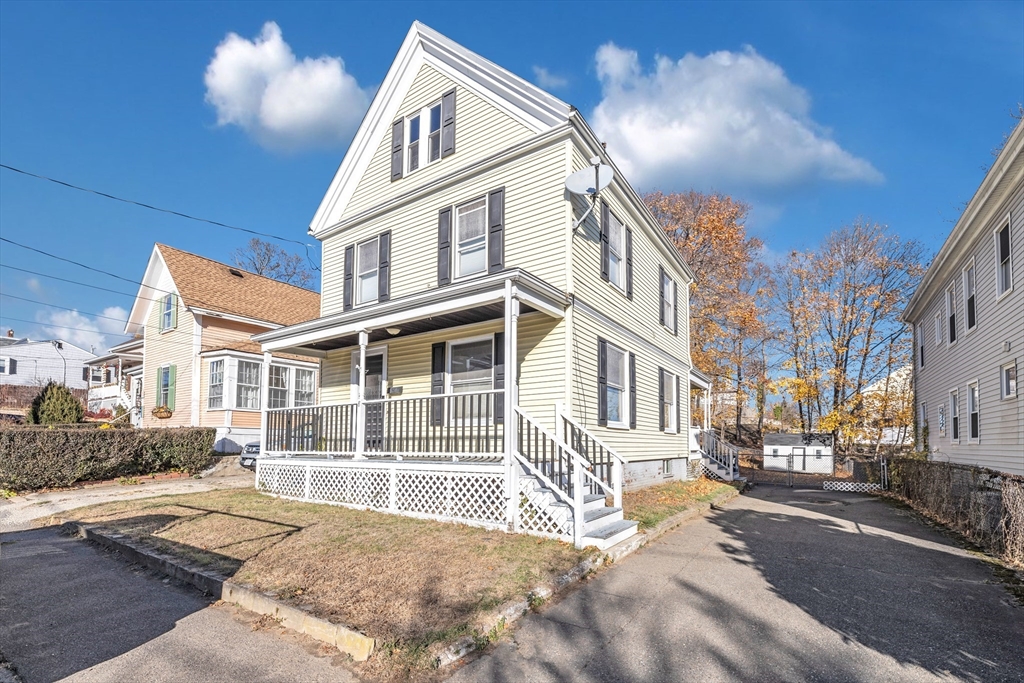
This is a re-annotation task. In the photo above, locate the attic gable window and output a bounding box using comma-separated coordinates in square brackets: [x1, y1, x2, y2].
[406, 102, 442, 174]
[159, 294, 177, 332]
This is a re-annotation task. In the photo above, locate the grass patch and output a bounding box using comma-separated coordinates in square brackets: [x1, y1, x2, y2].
[66, 488, 594, 680]
[623, 477, 735, 530]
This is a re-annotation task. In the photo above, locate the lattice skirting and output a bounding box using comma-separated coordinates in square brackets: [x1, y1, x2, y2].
[823, 480, 882, 493]
[256, 459, 507, 529]
[517, 477, 573, 541]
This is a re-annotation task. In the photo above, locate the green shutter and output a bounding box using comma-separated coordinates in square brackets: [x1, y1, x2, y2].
[168, 365, 176, 411]
[170, 294, 178, 329]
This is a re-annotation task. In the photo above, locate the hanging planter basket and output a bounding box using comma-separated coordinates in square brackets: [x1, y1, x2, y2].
[151, 406, 173, 419]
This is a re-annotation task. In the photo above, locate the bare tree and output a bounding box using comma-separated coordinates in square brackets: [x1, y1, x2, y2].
[232, 238, 315, 288]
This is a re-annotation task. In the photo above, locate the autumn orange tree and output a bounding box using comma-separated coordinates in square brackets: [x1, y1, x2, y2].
[770, 221, 925, 451]
[645, 190, 770, 437]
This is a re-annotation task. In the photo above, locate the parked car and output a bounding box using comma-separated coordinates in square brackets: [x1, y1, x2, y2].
[239, 442, 260, 470]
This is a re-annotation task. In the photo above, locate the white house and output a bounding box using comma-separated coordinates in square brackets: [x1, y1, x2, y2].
[0, 335, 95, 412]
[763, 433, 834, 474]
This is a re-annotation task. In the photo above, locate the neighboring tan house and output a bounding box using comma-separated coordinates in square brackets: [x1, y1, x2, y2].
[123, 244, 321, 452]
[252, 23, 739, 550]
[903, 122, 1023, 476]
[85, 337, 144, 425]
[0, 333, 94, 412]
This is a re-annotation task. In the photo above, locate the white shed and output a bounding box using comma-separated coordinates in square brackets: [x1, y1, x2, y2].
[763, 433, 834, 474]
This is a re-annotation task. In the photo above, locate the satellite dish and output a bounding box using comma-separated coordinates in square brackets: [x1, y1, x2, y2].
[565, 164, 614, 197]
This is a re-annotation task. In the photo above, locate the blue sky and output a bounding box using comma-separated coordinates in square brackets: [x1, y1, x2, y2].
[1, 1, 1021, 352]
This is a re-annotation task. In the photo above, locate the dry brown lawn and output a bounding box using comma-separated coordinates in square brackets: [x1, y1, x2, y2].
[623, 477, 735, 530]
[65, 488, 593, 647]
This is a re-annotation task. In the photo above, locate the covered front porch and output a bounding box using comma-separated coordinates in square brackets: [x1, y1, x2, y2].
[252, 270, 635, 548]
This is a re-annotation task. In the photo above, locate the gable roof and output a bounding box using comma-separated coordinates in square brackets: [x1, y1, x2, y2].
[308, 21, 571, 237]
[764, 433, 834, 447]
[125, 244, 320, 334]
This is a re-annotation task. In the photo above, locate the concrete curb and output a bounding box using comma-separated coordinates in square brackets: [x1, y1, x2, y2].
[438, 483, 744, 667]
[59, 520, 375, 662]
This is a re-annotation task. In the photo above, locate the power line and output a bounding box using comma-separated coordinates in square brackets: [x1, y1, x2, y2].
[0, 292, 129, 324]
[0, 315, 132, 338]
[0, 263, 139, 299]
[1, 237, 171, 292]
[0, 162, 321, 271]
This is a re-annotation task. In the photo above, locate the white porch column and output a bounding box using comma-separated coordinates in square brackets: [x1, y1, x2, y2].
[355, 330, 369, 459]
[704, 387, 710, 432]
[259, 351, 271, 456]
[504, 281, 520, 527]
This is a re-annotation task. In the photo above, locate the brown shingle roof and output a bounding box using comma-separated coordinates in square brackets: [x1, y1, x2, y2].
[157, 244, 320, 327]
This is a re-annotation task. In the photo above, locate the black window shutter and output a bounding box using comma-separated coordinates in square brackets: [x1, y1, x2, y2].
[493, 332, 504, 424]
[672, 278, 678, 334]
[82, 367, 89, 381]
[597, 339, 608, 426]
[659, 266, 666, 326]
[431, 342, 446, 426]
[676, 374, 681, 433]
[7, 359, 15, 375]
[487, 188, 505, 273]
[343, 244, 355, 311]
[629, 352, 637, 429]
[378, 231, 391, 302]
[390, 120, 404, 181]
[441, 89, 456, 158]
[600, 201, 610, 282]
[625, 227, 633, 300]
[437, 207, 452, 286]
[658, 368, 665, 431]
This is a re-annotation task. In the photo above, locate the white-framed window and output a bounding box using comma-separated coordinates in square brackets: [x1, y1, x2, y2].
[208, 359, 224, 409]
[918, 323, 925, 368]
[447, 336, 493, 394]
[0, 357, 7, 374]
[607, 211, 626, 291]
[605, 342, 628, 427]
[91, 366, 103, 384]
[967, 381, 980, 440]
[963, 260, 977, 332]
[295, 368, 315, 407]
[934, 313, 942, 346]
[159, 293, 176, 332]
[1002, 362, 1018, 400]
[661, 369, 677, 433]
[995, 221, 1012, 298]
[454, 197, 487, 279]
[236, 360, 262, 410]
[772, 448, 779, 455]
[356, 236, 379, 305]
[268, 365, 290, 409]
[662, 459, 673, 477]
[920, 402, 928, 433]
[406, 100, 442, 174]
[662, 271, 676, 332]
[946, 284, 957, 345]
[157, 365, 174, 409]
[949, 389, 960, 442]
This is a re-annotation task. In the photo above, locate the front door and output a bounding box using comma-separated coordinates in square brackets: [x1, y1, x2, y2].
[791, 447, 806, 472]
[364, 354, 385, 451]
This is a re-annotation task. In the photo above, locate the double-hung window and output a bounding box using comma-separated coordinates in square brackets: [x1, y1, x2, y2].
[406, 102, 442, 174]
[607, 212, 625, 291]
[934, 313, 942, 346]
[605, 343, 628, 427]
[356, 237, 379, 305]
[967, 381, 980, 440]
[157, 365, 175, 409]
[996, 222, 1012, 298]
[949, 390, 960, 442]
[91, 366, 103, 384]
[455, 197, 487, 279]
[268, 365, 289, 409]
[661, 270, 676, 333]
[918, 324, 925, 368]
[660, 369, 677, 433]
[236, 360, 261, 410]
[1002, 362, 1018, 400]
[946, 284, 957, 345]
[159, 294, 176, 331]
[295, 368, 315, 407]
[208, 360, 224, 409]
[0, 358, 7, 374]
[920, 402, 928, 435]
[448, 338, 493, 422]
[963, 261, 977, 331]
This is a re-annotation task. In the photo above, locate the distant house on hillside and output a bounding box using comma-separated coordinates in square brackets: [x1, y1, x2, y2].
[122, 244, 322, 452]
[902, 122, 1022, 476]
[0, 331, 94, 411]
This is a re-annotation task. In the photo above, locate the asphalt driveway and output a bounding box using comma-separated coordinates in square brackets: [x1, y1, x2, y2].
[452, 486, 1024, 683]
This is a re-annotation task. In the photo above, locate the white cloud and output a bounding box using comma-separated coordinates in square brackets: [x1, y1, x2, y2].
[37, 306, 129, 354]
[204, 22, 371, 151]
[590, 43, 883, 192]
[25, 278, 42, 294]
[532, 66, 568, 90]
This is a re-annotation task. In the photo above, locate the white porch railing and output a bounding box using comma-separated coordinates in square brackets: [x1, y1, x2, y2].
[698, 429, 740, 479]
[558, 409, 625, 508]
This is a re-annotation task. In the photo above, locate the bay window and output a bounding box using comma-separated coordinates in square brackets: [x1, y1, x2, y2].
[295, 368, 315, 407]
[268, 365, 289, 409]
[208, 360, 224, 409]
[236, 360, 262, 410]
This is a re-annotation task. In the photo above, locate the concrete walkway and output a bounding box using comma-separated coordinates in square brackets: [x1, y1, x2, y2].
[452, 486, 1024, 683]
[0, 467, 253, 533]
[0, 526, 354, 683]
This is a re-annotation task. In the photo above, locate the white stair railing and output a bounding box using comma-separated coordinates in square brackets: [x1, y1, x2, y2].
[699, 429, 739, 479]
[558, 409, 625, 509]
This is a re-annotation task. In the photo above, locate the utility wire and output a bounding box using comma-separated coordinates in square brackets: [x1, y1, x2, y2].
[0, 292, 129, 324]
[0, 237, 170, 291]
[0, 263, 139, 299]
[0, 163, 321, 271]
[0, 315, 132, 338]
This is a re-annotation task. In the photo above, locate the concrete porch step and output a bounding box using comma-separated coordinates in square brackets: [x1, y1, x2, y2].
[581, 519, 639, 551]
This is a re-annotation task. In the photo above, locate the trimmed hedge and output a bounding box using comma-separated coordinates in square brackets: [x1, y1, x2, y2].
[0, 427, 216, 491]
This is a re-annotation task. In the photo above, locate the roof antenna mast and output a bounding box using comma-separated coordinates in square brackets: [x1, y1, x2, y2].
[565, 155, 614, 231]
